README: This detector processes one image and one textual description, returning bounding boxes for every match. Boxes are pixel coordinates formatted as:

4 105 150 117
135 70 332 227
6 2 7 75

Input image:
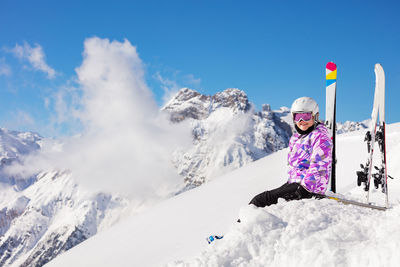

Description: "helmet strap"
314 113 319 124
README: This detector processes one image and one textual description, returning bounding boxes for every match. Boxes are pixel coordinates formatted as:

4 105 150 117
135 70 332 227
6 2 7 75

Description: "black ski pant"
249 182 316 208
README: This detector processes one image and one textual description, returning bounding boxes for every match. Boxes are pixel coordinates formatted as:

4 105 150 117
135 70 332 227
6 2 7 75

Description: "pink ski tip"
326 62 337 71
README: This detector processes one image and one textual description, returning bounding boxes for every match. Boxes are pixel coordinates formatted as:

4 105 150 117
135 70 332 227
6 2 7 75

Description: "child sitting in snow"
249 97 333 207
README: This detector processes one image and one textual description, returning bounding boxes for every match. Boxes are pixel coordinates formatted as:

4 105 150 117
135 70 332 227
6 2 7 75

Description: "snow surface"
47 123 400 267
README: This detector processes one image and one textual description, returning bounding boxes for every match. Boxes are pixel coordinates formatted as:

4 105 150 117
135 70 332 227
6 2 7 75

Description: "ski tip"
375 63 384 72
326 62 337 71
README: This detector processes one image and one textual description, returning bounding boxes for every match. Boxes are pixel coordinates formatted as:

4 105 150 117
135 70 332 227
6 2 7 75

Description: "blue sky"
0 0 399 136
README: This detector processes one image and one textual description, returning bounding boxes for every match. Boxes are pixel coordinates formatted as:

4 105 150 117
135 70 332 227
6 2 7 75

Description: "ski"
325 62 337 193
356 64 380 203
356 64 391 208
373 64 389 208
324 195 387 211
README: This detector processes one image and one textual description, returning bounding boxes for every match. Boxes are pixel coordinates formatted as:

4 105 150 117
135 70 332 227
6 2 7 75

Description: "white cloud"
6 37 191 205
17 111 35 126
155 72 182 105
3 110 35 130
0 58 11 76
11 42 56 79
182 73 201 87
155 71 202 106
50 84 81 127
44 97 50 108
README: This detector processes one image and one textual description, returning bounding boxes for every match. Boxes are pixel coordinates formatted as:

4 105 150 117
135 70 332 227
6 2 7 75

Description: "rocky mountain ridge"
336 120 369 134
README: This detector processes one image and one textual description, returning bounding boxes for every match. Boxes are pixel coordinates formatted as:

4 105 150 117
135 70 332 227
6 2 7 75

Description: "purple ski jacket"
287 123 333 194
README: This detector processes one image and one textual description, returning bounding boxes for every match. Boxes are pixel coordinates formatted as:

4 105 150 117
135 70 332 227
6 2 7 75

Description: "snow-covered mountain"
0 171 127 267
163 88 292 187
0 130 128 267
0 128 41 161
47 122 400 267
336 119 369 134
0 128 41 190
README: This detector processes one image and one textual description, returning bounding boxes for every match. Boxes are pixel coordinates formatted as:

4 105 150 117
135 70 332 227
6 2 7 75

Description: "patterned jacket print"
287 123 333 194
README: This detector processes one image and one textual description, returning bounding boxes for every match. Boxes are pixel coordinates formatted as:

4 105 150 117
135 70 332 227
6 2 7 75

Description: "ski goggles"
293 112 313 122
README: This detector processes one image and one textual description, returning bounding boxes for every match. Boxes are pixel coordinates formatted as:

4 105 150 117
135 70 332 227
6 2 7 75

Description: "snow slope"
47 123 400 267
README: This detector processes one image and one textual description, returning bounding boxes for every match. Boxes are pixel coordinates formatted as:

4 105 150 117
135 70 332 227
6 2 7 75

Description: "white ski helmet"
290 96 319 120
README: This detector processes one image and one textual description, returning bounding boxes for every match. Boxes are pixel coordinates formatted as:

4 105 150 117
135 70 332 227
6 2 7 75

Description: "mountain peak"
212 88 250 112
163 88 251 122
0 128 41 162
172 88 202 102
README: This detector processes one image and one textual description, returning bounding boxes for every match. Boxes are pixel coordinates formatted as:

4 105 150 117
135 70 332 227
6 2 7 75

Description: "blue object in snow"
206 235 223 244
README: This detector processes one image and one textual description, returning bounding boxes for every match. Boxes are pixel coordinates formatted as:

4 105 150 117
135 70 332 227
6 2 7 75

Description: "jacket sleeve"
300 131 333 194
